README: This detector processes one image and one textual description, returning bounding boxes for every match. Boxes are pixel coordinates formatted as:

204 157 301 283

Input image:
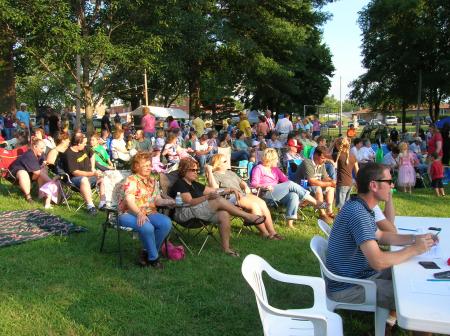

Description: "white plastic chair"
317 219 331 238
310 236 389 336
241 254 343 336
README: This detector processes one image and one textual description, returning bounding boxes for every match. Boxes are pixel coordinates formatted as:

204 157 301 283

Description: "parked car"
325 120 340 128
369 119 383 126
385 115 398 126
357 119 367 126
412 116 433 126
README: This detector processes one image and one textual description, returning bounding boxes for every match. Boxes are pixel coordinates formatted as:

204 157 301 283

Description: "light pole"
339 75 343 135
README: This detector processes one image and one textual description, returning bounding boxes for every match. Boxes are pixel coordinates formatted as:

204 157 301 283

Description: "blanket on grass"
0 210 87 248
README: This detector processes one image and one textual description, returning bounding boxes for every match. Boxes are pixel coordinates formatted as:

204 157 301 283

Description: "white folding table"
392 216 450 333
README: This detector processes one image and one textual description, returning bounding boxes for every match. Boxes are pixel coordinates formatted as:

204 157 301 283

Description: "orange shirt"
347 128 356 138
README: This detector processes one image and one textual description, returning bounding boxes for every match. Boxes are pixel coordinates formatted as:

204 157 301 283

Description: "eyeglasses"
374 179 394 185
187 168 199 173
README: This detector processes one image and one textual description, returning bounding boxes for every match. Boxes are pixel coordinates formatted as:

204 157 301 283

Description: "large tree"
350 0 450 125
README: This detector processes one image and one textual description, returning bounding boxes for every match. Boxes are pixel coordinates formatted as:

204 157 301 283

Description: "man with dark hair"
326 162 436 329
294 145 336 224
63 133 106 215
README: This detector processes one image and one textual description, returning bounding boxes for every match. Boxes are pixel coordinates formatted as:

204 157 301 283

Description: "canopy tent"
131 105 189 119
436 116 450 129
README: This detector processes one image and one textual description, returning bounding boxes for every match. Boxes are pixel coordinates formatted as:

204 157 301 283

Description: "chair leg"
100 221 108 252
374 306 389 336
198 234 210 256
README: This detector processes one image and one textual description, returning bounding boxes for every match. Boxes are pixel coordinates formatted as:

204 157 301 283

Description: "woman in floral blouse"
118 151 175 269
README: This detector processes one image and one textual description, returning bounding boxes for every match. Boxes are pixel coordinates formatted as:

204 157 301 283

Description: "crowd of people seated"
2 106 449 267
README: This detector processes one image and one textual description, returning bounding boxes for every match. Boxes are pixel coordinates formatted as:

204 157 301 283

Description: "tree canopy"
0 0 335 129
350 0 450 124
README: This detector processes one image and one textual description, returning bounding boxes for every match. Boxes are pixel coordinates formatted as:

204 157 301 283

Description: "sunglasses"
374 179 394 185
188 168 199 173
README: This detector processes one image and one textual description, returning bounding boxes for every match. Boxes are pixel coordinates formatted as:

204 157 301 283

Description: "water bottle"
175 192 183 206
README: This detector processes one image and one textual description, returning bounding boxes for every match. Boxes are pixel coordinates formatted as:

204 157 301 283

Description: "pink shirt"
141 114 155 133
169 120 180 129
250 164 288 188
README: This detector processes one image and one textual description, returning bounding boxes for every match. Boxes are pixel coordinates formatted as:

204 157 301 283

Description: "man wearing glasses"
326 163 436 321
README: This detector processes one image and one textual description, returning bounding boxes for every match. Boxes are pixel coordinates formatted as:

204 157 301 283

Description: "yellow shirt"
193 117 205 136
238 119 252 137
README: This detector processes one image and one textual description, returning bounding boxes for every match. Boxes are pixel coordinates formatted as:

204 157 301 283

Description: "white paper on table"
417 244 443 260
410 279 450 295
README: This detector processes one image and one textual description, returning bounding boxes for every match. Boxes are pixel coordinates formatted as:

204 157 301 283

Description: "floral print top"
118 174 160 215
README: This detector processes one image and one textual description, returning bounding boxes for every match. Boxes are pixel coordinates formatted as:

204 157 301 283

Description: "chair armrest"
320 265 377 306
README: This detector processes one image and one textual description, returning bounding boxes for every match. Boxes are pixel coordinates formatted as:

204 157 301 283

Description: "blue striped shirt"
326 196 377 292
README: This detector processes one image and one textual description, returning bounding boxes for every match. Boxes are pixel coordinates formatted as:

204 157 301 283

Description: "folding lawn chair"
159 171 219 256
99 170 137 267
0 145 28 195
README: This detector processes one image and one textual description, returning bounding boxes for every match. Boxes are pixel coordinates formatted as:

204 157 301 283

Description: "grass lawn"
0 183 449 335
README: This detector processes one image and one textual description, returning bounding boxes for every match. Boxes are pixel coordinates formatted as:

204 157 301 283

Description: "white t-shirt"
357 146 375 163
373 205 386 222
275 118 293 134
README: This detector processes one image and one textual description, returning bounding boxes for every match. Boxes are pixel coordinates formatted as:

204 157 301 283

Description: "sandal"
244 215 266 226
267 233 284 240
224 249 240 257
315 202 329 210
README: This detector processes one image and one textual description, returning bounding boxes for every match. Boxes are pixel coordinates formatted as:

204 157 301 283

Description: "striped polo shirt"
326 196 377 292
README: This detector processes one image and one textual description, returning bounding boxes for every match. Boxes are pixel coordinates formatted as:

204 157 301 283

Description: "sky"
322 0 370 100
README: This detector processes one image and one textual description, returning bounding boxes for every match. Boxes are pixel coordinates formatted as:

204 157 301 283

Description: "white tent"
131 105 189 119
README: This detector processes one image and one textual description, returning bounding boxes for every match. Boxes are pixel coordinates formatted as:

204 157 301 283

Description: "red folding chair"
0 145 28 195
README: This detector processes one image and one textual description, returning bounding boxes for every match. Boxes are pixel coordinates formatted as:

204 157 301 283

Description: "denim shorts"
71 176 97 189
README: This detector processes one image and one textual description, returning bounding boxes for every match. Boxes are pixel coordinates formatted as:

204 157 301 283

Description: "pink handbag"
161 241 185 260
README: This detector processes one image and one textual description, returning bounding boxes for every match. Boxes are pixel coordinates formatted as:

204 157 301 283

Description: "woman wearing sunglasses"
169 158 266 257
206 154 283 240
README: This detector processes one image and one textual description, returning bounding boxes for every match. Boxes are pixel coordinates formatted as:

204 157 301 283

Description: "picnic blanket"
0 210 87 248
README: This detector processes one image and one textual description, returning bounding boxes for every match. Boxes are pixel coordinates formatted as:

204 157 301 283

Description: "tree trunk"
434 100 440 122
401 102 407 133
188 77 201 118
84 87 94 137
0 28 16 114
130 96 140 110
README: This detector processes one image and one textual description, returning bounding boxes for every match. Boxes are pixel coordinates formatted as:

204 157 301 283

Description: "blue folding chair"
286 159 303 181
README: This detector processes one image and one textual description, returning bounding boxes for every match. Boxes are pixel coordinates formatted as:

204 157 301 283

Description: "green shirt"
93 145 110 166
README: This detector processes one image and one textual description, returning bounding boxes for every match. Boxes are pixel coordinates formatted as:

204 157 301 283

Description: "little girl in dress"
396 142 417 193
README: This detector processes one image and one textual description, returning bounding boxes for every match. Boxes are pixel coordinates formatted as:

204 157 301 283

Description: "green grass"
0 183 449 335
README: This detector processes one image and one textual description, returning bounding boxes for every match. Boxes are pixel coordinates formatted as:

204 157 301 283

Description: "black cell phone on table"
418 261 440 269
434 270 450 279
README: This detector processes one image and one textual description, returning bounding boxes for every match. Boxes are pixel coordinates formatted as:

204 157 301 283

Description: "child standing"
430 152 445 196
333 137 358 210
397 142 417 193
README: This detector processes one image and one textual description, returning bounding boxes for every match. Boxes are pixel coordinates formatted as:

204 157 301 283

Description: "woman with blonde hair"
251 148 327 228
206 154 283 240
333 137 358 209
111 129 131 161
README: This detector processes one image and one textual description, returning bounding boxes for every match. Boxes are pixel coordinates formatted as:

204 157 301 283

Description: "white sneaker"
44 204 53 209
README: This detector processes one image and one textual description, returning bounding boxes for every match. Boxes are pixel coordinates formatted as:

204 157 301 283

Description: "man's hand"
413 234 435 254
207 192 220 200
